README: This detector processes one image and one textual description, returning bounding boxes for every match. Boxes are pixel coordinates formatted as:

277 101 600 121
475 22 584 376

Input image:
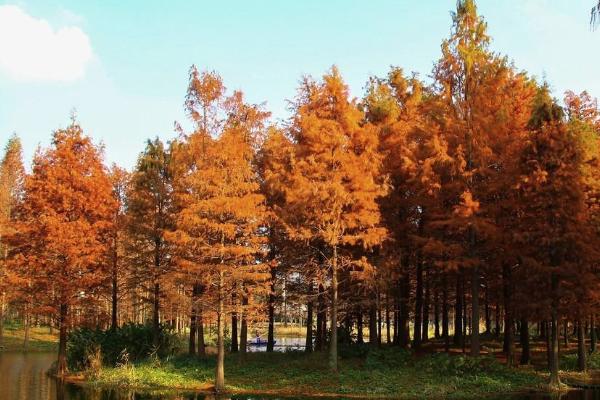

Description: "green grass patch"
90 347 545 399
1 324 58 352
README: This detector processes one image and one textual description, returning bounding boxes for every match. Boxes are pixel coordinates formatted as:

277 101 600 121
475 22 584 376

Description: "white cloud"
0 5 93 82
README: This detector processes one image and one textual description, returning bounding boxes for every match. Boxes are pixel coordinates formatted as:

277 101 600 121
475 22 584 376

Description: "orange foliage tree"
6 121 114 375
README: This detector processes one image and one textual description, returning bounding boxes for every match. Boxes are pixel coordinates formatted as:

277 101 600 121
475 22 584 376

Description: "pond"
1 351 600 400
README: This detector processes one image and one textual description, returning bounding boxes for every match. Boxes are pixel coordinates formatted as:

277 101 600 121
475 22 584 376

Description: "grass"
0 323 58 352
88 347 546 399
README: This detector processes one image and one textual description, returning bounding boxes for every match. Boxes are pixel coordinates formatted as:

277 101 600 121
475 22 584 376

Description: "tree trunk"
434 286 440 339
357 308 364 344
197 303 205 357
386 294 391 344
519 318 530 365
23 307 30 350
240 295 248 354
414 262 423 348
215 271 225 392
369 302 378 346
503 265 514 366
231 292 238 353
0 293 3 348
548 273 561 388
267 269 276 352
577 317 587 372
189 284 198 355
329 245 338 372
591 314 597 353
442 275 449 352
484 283 491 335
471 266 480 356
454 273 463 346
57 303 68 377
305 297 313 352
111 254 118 331
399 268 410 348
377 293 382 346
315 284 325 351
153 281 160 348
422 268 430 343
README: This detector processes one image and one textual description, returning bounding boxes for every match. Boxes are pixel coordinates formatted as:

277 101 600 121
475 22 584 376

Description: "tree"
107 165 129 330
515 90 589 386
170 65 225 357
126 138 174 348
6 121 114 376
172 75 270 390
268 67 388 371
0 134 25 346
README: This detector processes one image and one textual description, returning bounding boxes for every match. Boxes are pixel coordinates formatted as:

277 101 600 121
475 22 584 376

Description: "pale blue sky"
1 0 599 169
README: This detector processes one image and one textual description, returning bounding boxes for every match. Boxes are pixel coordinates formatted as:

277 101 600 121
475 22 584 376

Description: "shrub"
67 323 180 371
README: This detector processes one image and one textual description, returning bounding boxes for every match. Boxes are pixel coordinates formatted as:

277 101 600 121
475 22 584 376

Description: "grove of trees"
1 0 600 391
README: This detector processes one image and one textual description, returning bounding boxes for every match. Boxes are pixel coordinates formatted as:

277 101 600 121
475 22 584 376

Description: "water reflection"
2 352 600 400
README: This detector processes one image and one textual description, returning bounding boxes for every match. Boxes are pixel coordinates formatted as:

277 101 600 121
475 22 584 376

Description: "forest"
1 0 600 396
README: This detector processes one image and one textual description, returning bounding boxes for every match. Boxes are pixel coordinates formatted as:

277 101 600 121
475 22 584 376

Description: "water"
1 351 600 400
246 337 305 352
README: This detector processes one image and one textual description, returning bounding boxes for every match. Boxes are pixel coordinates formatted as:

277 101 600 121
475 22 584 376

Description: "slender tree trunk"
548 273 560 388
231 293 238 353
369 302 378 346
591 314 597 353
197 303 205 357
541 320 547 340
153 281 160 348
399 268 410 348
240 295 248 355
519 318 530 365
267 269 276 352
329 245 338 372
189 284 198 355
111 254 118 331
422 268 430 343
357 308 364 344
57 303 68 377
377 293 382 346
386 294 391 344
495 302 501 338
442 275 449 352
315 284 325 351
503 265 514 366
0 293 3 348
577 317 587 372
484 283 491 335
454 273 463 346
471 265 480 356
215 271 225 392
414 261 423 348
23 306 30 349
434 286 440 339
305 297 313 352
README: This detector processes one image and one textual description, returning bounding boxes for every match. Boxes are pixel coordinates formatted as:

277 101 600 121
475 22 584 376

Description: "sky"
1 0 599 169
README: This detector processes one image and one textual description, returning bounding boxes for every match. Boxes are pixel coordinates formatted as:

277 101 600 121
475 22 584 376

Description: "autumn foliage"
2 0 600 390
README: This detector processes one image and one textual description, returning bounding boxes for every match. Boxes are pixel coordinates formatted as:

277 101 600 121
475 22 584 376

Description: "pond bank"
83 350 550 399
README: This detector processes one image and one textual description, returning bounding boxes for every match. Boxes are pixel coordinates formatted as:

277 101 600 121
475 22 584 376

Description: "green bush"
67 323 180 371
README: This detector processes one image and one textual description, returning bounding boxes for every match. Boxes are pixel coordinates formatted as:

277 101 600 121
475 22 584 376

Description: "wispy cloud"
0 5 93 82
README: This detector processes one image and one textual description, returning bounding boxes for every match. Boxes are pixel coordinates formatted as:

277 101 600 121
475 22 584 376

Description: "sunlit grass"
1 323 58 352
